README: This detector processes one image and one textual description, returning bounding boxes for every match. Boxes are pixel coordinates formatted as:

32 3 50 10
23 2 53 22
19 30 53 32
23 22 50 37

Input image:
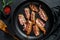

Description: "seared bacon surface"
31 11 35 24
36 18 45 27
39 7 48 21
36 18 46 34
33 25 40 36
24 8 30 20
23 21 32 35
29 4 38 12
18 14 26 25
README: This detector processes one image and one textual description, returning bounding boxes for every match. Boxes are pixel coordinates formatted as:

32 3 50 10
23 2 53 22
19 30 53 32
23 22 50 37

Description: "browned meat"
39 7 48 21
24 8 30 20
23 21 32 35
36 18 46 34
36 18 45 27
29 4 38 12
31 11 35 24
18 14 26 25
33 24 40 36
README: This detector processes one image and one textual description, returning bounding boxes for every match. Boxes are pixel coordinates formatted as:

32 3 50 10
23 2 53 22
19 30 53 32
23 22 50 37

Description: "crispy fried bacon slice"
36 18 46 34
29 4 38 12
24 8 30 20
18 14 26 25
33 24 40 36
39 7 48 21
31 11 35 24
23 21 32 35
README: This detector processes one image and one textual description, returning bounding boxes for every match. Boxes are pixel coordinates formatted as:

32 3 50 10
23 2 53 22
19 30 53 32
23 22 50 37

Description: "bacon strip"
33 25 40 36
18 14 26 25
23 21 32 35
39 7 48 21
29 4 38 12
24 8 30 20
31 11 35 24
36 18 46 34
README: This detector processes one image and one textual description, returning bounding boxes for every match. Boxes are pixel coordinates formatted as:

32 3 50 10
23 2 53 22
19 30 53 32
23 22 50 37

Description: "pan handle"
50 6 60 33
51 6 60 23
52 6 60 17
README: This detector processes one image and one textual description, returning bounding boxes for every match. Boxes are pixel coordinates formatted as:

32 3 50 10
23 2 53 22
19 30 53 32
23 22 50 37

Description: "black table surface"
0 0 60 40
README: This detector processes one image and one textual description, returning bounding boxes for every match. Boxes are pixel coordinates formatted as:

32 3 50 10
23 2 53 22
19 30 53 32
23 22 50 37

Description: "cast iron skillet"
11 0 54 40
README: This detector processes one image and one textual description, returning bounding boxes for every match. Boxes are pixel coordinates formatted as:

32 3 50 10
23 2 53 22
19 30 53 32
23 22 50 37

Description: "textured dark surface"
0 0 60 40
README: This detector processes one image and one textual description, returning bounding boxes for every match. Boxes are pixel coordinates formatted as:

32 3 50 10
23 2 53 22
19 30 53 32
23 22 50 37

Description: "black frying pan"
11 0 55 40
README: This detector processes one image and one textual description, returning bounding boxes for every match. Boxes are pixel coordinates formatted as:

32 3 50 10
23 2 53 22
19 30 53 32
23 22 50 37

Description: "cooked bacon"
24 8 30 20
36 18 45 27
18 14 26 25
33 25 40 36
39 7 48 21
23 21 32 35
31 11 35 24
36 18 46 34
29 4 38 12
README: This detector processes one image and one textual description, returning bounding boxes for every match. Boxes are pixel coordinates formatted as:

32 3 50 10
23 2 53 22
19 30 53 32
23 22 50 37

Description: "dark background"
0 0 60 40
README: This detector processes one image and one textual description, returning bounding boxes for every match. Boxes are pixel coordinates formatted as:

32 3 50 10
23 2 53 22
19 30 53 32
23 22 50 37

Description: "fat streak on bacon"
36 18 46 34
31 11 35 24
24 8 30 20
33 24 40 36
23 21 32 35
18 14 26 25
29 4 38 12
39 7 48 21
